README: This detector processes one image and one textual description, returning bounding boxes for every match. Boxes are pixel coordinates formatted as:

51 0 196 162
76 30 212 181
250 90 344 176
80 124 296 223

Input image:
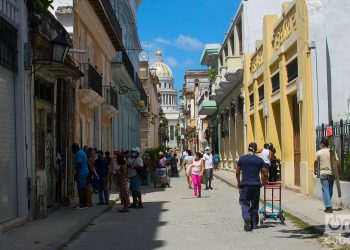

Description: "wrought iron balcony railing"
103 86 118 110
80 64 102 96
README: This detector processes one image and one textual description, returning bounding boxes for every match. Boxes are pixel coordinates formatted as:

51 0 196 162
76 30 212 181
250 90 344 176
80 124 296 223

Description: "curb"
57 197 120 250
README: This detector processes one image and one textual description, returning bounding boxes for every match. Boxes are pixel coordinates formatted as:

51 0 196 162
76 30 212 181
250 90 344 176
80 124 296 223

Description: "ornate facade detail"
250 47 264 74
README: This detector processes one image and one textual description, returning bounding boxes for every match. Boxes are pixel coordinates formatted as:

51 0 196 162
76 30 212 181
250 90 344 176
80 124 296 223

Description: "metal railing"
81 64 102 96
103 86 118 110
114 49 135 82
316 119 350 181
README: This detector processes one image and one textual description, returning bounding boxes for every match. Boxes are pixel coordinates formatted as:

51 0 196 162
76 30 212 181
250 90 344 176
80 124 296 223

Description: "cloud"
165 56 178 67
175 34 204 51
184 59 194 67
154 37 172 45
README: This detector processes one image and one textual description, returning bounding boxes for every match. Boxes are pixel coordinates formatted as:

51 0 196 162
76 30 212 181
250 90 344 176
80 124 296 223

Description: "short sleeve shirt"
316 148 339 175
237 154 265 186
128 157 144 176
202 153 213 169
75 149 89 175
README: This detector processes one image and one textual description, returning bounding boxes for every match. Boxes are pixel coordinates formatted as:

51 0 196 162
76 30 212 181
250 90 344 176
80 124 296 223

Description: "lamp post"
51 31 71 63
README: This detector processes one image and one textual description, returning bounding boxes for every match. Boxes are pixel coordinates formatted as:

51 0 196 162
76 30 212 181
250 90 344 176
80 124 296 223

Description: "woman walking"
189 152 204 198
116 152 129 212
179 150 194 189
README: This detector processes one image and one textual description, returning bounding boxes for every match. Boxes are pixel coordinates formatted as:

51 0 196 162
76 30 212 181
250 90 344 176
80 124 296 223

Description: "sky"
137 0 241 92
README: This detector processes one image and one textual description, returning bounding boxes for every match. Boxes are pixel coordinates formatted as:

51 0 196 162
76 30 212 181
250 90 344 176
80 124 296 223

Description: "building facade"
139 53 160 150
182 70 210 153
150 51 179 149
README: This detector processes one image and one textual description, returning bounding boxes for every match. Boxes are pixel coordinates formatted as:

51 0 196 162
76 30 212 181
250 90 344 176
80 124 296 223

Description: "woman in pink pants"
189 152 204 198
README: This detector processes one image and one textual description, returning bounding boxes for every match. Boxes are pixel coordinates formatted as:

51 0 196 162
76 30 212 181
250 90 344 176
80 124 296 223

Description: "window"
159 83 161 88
249 93 254 108
258 85 264 102
230 36 235 55
170 125 175 140
224 45 229 57
0 16 17 72
271 73 280 93
287 58 298 82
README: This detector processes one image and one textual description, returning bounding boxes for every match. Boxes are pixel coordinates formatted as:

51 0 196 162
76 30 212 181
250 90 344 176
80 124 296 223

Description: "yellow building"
244 0 314 194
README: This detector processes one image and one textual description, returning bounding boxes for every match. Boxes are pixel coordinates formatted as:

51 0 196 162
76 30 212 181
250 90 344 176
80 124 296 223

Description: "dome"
150 50 173 79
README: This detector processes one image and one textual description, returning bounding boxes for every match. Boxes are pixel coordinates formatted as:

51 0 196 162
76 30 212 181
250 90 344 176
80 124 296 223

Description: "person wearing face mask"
128 147 144 208
95 150 110 205
188 152 205 198
236 142 269 231
203 147 214 190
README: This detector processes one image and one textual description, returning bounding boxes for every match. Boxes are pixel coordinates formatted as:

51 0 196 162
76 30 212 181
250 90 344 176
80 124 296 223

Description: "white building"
150 51 179 148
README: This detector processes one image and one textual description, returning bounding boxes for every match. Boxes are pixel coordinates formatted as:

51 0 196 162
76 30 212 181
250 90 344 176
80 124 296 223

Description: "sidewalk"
214 169 350 233
0 192 119 250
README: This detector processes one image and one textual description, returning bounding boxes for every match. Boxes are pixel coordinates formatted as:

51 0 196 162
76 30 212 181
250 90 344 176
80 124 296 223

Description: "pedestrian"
71 143 89 209
95 150 110 205
116 152 129 212
170 153 178 177
188 152 204 198
269 148 280 182
258 143 273 169
203 147 214 190
213 151 220 171
236 142 268 231
105 151 114 191
179 150 193 189
181 149 188 166
314 138 340 213
128 147 144 208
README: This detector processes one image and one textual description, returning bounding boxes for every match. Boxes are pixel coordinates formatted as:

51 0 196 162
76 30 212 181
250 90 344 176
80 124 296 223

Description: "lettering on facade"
272 6 297 52
250 47 263 74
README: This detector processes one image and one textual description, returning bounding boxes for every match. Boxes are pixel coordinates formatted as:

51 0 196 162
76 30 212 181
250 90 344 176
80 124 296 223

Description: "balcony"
112 49 135 86
88 0 123 50
198 96 217 116
102 86 118 117
225 56 243 89
79 64 105 107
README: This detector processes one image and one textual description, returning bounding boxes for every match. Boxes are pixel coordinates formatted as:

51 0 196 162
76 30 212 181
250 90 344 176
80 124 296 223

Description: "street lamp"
51 31 71 63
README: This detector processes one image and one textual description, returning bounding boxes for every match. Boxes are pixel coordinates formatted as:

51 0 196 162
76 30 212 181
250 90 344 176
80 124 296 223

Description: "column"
233 25 240 56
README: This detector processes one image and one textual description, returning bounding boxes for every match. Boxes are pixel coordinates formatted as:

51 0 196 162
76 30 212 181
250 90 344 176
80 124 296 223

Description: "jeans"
191 174 202 197
320 174 335 208
98 179 109 204
239 185 260 226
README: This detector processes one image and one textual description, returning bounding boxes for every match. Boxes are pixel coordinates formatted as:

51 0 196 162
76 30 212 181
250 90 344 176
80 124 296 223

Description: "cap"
205 146 210 150
131 147 140 154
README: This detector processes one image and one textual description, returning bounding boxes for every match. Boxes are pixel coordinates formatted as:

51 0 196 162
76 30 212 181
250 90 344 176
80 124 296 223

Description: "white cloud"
175 34 204 51
184 59 194 67
154 37 172 45
165 56 178 67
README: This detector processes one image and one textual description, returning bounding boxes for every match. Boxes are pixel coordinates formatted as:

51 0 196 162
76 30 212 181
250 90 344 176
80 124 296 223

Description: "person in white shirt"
202 146 214 190
179 150 194 189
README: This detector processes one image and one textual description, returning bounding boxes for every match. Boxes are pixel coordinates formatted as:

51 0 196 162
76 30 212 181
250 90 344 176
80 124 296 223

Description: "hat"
205 146 210 150
131 147 140 154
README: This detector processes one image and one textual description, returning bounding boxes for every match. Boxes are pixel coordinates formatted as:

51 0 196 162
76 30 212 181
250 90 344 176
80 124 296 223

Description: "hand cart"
259 181 285 225
153 167 171 188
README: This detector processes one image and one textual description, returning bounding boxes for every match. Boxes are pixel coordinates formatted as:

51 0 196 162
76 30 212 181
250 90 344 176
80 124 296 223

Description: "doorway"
292 95 301 186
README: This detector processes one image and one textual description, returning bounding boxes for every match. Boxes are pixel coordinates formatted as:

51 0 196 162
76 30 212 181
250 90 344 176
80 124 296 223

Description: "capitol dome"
150 50 173 79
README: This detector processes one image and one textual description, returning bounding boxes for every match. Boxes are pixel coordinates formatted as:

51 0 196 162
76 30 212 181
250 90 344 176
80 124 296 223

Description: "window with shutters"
271 73 280 93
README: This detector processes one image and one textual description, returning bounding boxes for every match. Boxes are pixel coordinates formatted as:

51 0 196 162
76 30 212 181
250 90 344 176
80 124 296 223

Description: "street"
64 173 328 250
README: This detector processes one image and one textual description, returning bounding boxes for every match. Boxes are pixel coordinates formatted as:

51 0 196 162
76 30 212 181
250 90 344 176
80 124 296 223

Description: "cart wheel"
260 217 264 225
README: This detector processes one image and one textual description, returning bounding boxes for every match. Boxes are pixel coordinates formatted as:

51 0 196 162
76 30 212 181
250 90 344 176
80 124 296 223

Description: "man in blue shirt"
71 143 89 209
236 142 268 231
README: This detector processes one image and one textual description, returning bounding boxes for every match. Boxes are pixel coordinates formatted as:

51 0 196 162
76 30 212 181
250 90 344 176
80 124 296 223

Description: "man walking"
314 138 340 213
71 143 89 209
95 151 110 205
236 142 268 231
202 146 214 190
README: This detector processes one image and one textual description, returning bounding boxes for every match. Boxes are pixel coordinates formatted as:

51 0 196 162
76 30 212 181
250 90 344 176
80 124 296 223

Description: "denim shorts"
77 174 88 188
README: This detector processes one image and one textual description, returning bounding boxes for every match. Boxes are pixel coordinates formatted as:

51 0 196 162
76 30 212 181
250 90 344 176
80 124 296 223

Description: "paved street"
64 173 328 250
